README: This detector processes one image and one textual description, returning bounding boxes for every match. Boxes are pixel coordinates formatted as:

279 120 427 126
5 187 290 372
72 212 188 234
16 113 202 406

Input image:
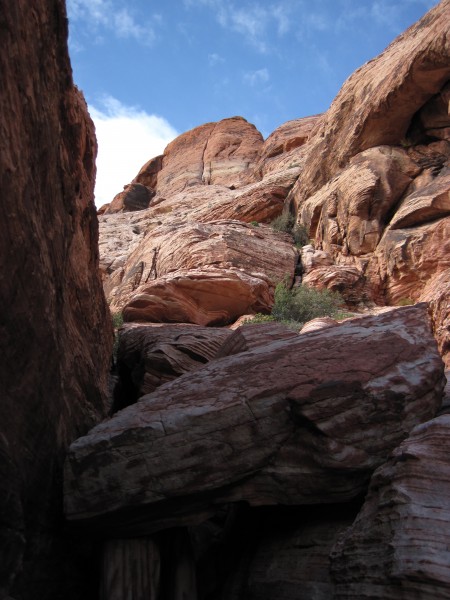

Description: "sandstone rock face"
290 1 450 205
0 0 112 596
286 2 450 358
156 117 263 197
106 182 155 214
254 115 322 178
114 324 232 408
108 220 297 325
65 306 444 535
331 414 450 599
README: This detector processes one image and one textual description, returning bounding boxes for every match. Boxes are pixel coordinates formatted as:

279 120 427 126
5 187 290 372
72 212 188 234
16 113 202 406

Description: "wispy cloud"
208 53 225 66
243 68 270 86
89 96 178 206
184 1 294 53
336 0 437 33
67 0 159 45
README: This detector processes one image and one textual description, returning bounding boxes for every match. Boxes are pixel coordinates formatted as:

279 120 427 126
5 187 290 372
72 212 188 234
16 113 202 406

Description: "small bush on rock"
271 281 343 325
270 213 309 247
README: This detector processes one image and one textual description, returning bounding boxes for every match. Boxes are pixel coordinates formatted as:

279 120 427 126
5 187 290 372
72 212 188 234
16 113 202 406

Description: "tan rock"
0 0 112 594
299 317 339 334
254 115 322 178
64 305 445 534
289 1 450 206
156 117 263 197
302 265 368 306
332 414 450 598
109 220 297 324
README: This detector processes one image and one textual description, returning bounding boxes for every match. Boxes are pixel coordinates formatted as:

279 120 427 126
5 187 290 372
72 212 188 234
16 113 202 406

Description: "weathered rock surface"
108 220 297 324
289 1 450 205
64 306 444 535
107 182 155 214
156 117 263 197
331 414 450 599
253 115 322 178
237 508 356 600
114 324 232 407
0 0 112 596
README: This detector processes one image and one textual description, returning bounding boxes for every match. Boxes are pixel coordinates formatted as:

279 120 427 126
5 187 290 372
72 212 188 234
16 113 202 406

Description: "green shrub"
250 220 259 227
112 312 124 328
270 213 309 247
397 297 414 306
271 281 343 325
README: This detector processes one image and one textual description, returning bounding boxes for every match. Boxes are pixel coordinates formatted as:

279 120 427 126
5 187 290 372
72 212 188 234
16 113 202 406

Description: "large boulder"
0 0 112 596
331 414 450 599
154 117 263 197
108 220 297 324
64 305 445 535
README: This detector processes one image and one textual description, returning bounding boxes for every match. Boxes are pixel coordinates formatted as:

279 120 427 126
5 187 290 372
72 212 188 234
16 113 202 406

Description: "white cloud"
67 0 158 45
184 1 293 52
89 96 178 206
243 68 270 86
208 53 225 66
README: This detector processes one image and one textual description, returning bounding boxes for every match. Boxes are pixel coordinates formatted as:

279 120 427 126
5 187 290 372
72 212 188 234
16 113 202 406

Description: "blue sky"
67 0 438 205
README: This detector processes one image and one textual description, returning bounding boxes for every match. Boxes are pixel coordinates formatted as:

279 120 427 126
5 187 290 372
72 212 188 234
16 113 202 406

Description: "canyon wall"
0 1 112 597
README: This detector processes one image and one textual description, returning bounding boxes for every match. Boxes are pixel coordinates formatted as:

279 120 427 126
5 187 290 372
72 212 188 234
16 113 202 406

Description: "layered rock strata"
65 306 444 535
0 0 112 596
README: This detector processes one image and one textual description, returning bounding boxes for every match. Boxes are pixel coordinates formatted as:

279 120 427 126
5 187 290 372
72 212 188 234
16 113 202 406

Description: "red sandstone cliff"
0 1 112 597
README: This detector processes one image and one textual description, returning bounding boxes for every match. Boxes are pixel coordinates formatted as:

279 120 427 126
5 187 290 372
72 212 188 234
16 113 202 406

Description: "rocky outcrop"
289 1 450 205
287 2 450 364
113 323 232 408
253 115 322 177
65 305 444 535
0 0 112 597
151 116 263 198
331 414 450 599
108 220 297 324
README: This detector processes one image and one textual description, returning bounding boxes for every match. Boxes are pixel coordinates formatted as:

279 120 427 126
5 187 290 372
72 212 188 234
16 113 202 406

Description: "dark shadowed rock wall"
0 1 112 597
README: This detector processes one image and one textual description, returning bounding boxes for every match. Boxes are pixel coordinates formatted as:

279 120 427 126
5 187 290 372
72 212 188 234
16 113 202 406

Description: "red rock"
0 0 112 595
299 317 339 334
419 268 450 367
289 2 450 206
105 182 155 214
254 115 322 178
302 265 369 306
156 117 263 197
64 305 444 534
114 324 232 406
331 414 450 599
109 220 297 324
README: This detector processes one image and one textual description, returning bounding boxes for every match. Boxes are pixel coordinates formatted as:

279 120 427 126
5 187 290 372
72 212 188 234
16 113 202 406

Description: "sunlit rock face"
0 0 112 597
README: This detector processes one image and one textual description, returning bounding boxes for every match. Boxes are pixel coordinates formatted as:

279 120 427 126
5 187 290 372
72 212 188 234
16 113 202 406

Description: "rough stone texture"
289 1 450 206
302 265 369 306
419 268 450 367
108 220 297 324
156 117 263 197
241 509 356 600
253 115 322 178
331 414 450 599
106 182 155 214
367 216 450 305
99 167 299 309
0 0 112 597
64 306 445 535
114 324 232 407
